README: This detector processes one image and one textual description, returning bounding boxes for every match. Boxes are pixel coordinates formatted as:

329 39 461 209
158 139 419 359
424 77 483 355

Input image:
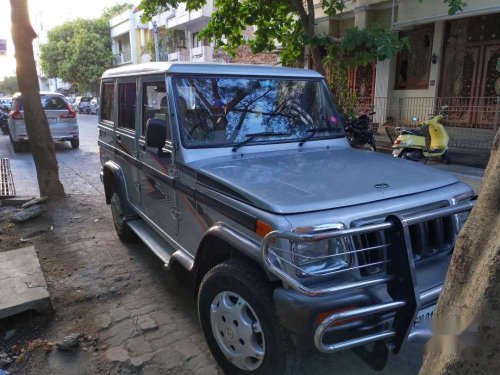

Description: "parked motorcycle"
344 112 377 151
0 105 10 135
392 106 450 164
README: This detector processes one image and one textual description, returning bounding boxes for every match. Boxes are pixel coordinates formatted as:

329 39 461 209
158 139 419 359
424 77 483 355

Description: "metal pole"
153 21 160 62
391 0 396 30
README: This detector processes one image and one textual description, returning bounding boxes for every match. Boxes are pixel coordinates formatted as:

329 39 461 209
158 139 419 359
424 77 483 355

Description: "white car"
9 92 79 153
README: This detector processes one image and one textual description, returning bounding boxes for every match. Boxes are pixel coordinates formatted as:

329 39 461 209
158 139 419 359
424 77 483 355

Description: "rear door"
115 79 141 205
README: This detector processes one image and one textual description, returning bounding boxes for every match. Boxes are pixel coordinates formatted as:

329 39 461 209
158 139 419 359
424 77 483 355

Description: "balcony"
162 1 214 30
165 46 215 62
190 46 214 62
114 50 132 65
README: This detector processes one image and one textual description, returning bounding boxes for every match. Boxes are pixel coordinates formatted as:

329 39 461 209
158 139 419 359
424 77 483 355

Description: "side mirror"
145 118 170 157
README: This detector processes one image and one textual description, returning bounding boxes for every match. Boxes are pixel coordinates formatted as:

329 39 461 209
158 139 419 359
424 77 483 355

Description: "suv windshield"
173 76 344 148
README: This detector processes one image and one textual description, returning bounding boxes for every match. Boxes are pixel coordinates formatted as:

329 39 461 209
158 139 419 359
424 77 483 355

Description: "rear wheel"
399 149 422 161
10 135 23 153
110 192 137 242
198 260 302 374
70 138 80 149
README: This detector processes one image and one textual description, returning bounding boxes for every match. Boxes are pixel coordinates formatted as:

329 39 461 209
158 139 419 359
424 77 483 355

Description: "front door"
137 76 179 238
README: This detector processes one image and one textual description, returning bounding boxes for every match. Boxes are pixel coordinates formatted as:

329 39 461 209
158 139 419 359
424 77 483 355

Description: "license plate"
414 304 436 326
48 117 58 123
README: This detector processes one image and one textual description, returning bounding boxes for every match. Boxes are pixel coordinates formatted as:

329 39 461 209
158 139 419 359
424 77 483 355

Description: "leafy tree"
40 17 114 93
0 76 19 94
10 0 65 198
139 0 467 74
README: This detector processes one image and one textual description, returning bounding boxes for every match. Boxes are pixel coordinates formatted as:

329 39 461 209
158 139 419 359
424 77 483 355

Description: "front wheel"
198 260 302 374
70 138 80 149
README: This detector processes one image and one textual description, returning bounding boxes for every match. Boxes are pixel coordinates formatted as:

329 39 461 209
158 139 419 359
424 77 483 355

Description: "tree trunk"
419 130 500 374
10 0 65 198
309 45 326 75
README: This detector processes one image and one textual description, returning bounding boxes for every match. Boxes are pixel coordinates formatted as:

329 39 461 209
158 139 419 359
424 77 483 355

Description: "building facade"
319 0 500 150
109 2 279 67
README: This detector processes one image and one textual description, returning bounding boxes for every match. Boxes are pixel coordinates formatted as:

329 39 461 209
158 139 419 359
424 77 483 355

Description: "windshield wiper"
232 132 292 152
299 127 335 146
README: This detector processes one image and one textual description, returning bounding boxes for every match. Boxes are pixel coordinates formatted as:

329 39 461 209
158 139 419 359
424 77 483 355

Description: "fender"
192 222 278 284
102 161 132 213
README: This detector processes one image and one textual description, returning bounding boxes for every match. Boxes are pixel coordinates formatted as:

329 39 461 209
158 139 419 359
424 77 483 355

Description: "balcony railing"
354 96 499 150
114 50 132 65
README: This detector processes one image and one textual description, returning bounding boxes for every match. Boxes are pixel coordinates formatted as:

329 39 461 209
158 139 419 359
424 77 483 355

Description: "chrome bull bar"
261 201 475 354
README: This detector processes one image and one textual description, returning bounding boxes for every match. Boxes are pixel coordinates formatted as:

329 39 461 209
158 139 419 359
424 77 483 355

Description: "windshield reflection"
174 77 344 148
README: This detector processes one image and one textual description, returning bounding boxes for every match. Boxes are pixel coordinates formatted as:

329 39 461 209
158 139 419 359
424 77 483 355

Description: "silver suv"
9 92 79 152
99 63 475 373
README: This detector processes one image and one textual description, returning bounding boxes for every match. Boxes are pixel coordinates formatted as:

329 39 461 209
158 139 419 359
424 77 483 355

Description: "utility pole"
153 21 160 62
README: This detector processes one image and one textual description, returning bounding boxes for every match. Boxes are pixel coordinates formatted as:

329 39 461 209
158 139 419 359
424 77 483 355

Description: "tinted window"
142 81 168 137
80 97 92 102
118 82 136 130
101 82 114 122
18 95 67 110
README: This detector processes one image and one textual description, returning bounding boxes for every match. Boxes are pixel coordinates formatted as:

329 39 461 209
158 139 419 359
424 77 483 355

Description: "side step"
127 220 175 266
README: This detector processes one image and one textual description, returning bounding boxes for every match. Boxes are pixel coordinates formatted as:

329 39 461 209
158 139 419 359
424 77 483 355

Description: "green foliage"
102 3 134 19
324 25 408 116
0 76 19 94
419 0 466 15
40 17 114 93
139 0 465 68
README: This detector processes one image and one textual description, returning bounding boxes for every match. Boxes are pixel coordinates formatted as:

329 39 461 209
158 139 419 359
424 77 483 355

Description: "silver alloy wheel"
210 291 265 371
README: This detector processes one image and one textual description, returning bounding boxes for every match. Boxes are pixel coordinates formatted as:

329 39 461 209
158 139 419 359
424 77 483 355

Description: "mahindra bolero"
98 62 475 374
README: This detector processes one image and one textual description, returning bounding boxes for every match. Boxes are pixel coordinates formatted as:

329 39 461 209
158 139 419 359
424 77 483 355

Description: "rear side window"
142 81 168 137
101 82 115 122
118 82 136 131
18 95 67 110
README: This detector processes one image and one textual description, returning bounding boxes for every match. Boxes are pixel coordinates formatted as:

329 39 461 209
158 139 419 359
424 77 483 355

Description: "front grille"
353 206 456 275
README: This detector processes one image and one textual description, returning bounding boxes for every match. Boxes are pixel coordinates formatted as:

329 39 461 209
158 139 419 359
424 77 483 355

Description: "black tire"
399 149 422 161
70 138 80 149
198 260 302 375
11 136 23 153
440 152 450 165
110 192 138 242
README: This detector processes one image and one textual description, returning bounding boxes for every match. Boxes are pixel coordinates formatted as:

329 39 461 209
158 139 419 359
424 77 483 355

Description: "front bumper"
262 202 475 355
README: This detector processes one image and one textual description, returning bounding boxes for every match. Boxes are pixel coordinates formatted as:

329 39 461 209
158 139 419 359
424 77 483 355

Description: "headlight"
453 192 474 233
292 237 352 277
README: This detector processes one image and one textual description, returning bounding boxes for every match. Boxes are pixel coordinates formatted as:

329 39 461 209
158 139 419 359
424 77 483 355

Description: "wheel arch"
192 223 277 298
102 161 128 205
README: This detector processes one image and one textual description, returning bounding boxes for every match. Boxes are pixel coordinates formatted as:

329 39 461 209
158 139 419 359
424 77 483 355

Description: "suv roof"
12 91 64 99
102 62 323 79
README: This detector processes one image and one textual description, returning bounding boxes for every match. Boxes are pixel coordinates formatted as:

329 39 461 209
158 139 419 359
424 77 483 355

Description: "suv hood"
195 148 458 214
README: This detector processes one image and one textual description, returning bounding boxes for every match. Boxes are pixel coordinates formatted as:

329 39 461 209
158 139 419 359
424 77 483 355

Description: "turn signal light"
394 139 401 145
61 104 76 119
316 305 359 327
255 220 272 238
